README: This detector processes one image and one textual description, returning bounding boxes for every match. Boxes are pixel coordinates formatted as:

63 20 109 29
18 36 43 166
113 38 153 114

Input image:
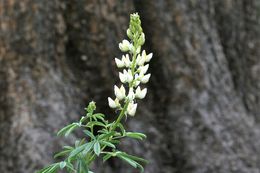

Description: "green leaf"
86 121 106 128
117 123 126 135
117 154 145 172
120 152 148 164
65 162 75 172
93 113 105 122
57 123 79 137
57 124 74 136
83 130 96 139
125 132 146 140
100 141 116 149
54 149 71 158
109 139 120 145
69 143 89 158
94 141 101 156
82 141 94 155
37 163 59 173
103 153 113 162
98 131 115 140
118 155 137 168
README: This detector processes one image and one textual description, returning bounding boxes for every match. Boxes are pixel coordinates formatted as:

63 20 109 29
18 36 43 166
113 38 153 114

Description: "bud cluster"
108 13 153 116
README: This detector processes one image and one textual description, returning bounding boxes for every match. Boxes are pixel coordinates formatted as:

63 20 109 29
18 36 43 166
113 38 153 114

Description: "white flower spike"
109 13 153 118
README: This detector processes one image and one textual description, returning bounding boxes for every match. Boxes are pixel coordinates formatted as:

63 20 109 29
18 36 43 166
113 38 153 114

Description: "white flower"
136 54 145 66
122 54 131 67
145 53 153 62
125 69 133 83
127 101 137 116
127 88 135 100
115 58 124 68
139 64 149 75
108 97 117 108
135 87 147 99
119 70 133 83
114 85 126 100
140 73 151 83
119 71 127 83
119 40 131 52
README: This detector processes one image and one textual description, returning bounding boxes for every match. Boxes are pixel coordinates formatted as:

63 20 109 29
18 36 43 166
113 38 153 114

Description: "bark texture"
0 0 260 173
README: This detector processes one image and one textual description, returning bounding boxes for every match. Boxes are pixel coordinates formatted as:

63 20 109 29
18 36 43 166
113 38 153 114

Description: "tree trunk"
0 0 260 173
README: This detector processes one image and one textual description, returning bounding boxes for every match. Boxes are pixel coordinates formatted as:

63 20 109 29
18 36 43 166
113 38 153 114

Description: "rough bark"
0 0 260 173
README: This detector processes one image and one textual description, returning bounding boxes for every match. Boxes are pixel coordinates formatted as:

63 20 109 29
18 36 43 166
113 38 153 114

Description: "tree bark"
0 0 260 173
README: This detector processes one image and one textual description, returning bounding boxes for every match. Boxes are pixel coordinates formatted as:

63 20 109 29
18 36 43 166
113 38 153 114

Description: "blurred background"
0 0 260 173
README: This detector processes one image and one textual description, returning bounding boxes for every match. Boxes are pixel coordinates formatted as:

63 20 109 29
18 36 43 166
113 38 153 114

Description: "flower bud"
139 33 145 45
127 28 132 39
127 101 137 116
135 87 147 99
140 73 151 83
119 40 131 52
114 85 126 100
115 58 124 68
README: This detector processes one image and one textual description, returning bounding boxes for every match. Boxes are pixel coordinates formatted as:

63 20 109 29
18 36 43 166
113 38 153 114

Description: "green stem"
110 100 130 132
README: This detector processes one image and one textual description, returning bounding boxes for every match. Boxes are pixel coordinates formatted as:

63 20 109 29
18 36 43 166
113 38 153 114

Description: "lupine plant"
37 13 152 173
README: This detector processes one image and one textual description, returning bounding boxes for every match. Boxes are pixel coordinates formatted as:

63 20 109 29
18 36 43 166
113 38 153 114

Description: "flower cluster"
108 13 153 116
